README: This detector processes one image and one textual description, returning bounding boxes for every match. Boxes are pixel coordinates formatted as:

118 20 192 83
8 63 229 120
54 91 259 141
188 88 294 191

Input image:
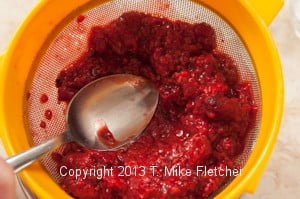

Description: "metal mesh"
27 0 261 196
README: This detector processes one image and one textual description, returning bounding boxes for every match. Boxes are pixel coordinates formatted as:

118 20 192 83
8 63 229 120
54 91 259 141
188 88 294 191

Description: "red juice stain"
161 3 170 10
158 0 170 11
77 15 86 23
40 121 46 129
26 92 31 100
40 94 48 104
44 109 53 120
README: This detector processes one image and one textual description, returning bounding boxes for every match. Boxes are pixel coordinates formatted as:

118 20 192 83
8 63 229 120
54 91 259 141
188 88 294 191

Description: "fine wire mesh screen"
27 0 261 195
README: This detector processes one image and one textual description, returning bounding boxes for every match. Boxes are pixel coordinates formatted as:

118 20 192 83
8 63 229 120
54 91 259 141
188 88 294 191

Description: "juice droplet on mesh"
44 109 53 120
77 15 86 23
40 94 48 103
40 121 46 129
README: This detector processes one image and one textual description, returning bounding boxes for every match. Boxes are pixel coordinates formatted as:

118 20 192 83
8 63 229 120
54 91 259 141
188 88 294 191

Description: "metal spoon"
6 74 159 173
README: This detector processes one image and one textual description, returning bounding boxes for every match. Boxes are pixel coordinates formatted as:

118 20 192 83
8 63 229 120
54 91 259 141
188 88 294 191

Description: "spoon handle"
6 132 69 173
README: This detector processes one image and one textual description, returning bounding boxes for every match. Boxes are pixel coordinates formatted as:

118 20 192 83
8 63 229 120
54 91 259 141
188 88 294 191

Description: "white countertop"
0 0 299 198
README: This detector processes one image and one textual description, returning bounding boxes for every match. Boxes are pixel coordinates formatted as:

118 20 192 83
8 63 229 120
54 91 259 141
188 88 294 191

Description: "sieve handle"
6 132 69 173
247 0 284 25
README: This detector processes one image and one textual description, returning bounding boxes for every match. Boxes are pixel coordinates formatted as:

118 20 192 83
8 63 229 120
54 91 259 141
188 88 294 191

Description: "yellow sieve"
0 0 284 198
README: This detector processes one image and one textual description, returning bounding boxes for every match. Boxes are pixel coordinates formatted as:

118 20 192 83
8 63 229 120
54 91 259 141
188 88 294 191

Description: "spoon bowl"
6 74 159 172
68 74 159 150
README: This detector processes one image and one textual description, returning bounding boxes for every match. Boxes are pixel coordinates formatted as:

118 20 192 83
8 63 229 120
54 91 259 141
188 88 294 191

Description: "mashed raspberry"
54 12 256 198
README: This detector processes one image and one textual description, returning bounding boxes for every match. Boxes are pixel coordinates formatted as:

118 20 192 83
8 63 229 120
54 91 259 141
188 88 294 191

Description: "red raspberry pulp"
54 12 256 198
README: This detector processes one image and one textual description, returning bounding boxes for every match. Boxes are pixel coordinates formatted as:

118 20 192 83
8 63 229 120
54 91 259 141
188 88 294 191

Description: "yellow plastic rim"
0 0 284 198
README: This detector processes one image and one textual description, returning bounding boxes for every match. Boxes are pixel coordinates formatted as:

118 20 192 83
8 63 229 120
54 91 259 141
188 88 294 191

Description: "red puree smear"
97 123 118 147
54 12 256 198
